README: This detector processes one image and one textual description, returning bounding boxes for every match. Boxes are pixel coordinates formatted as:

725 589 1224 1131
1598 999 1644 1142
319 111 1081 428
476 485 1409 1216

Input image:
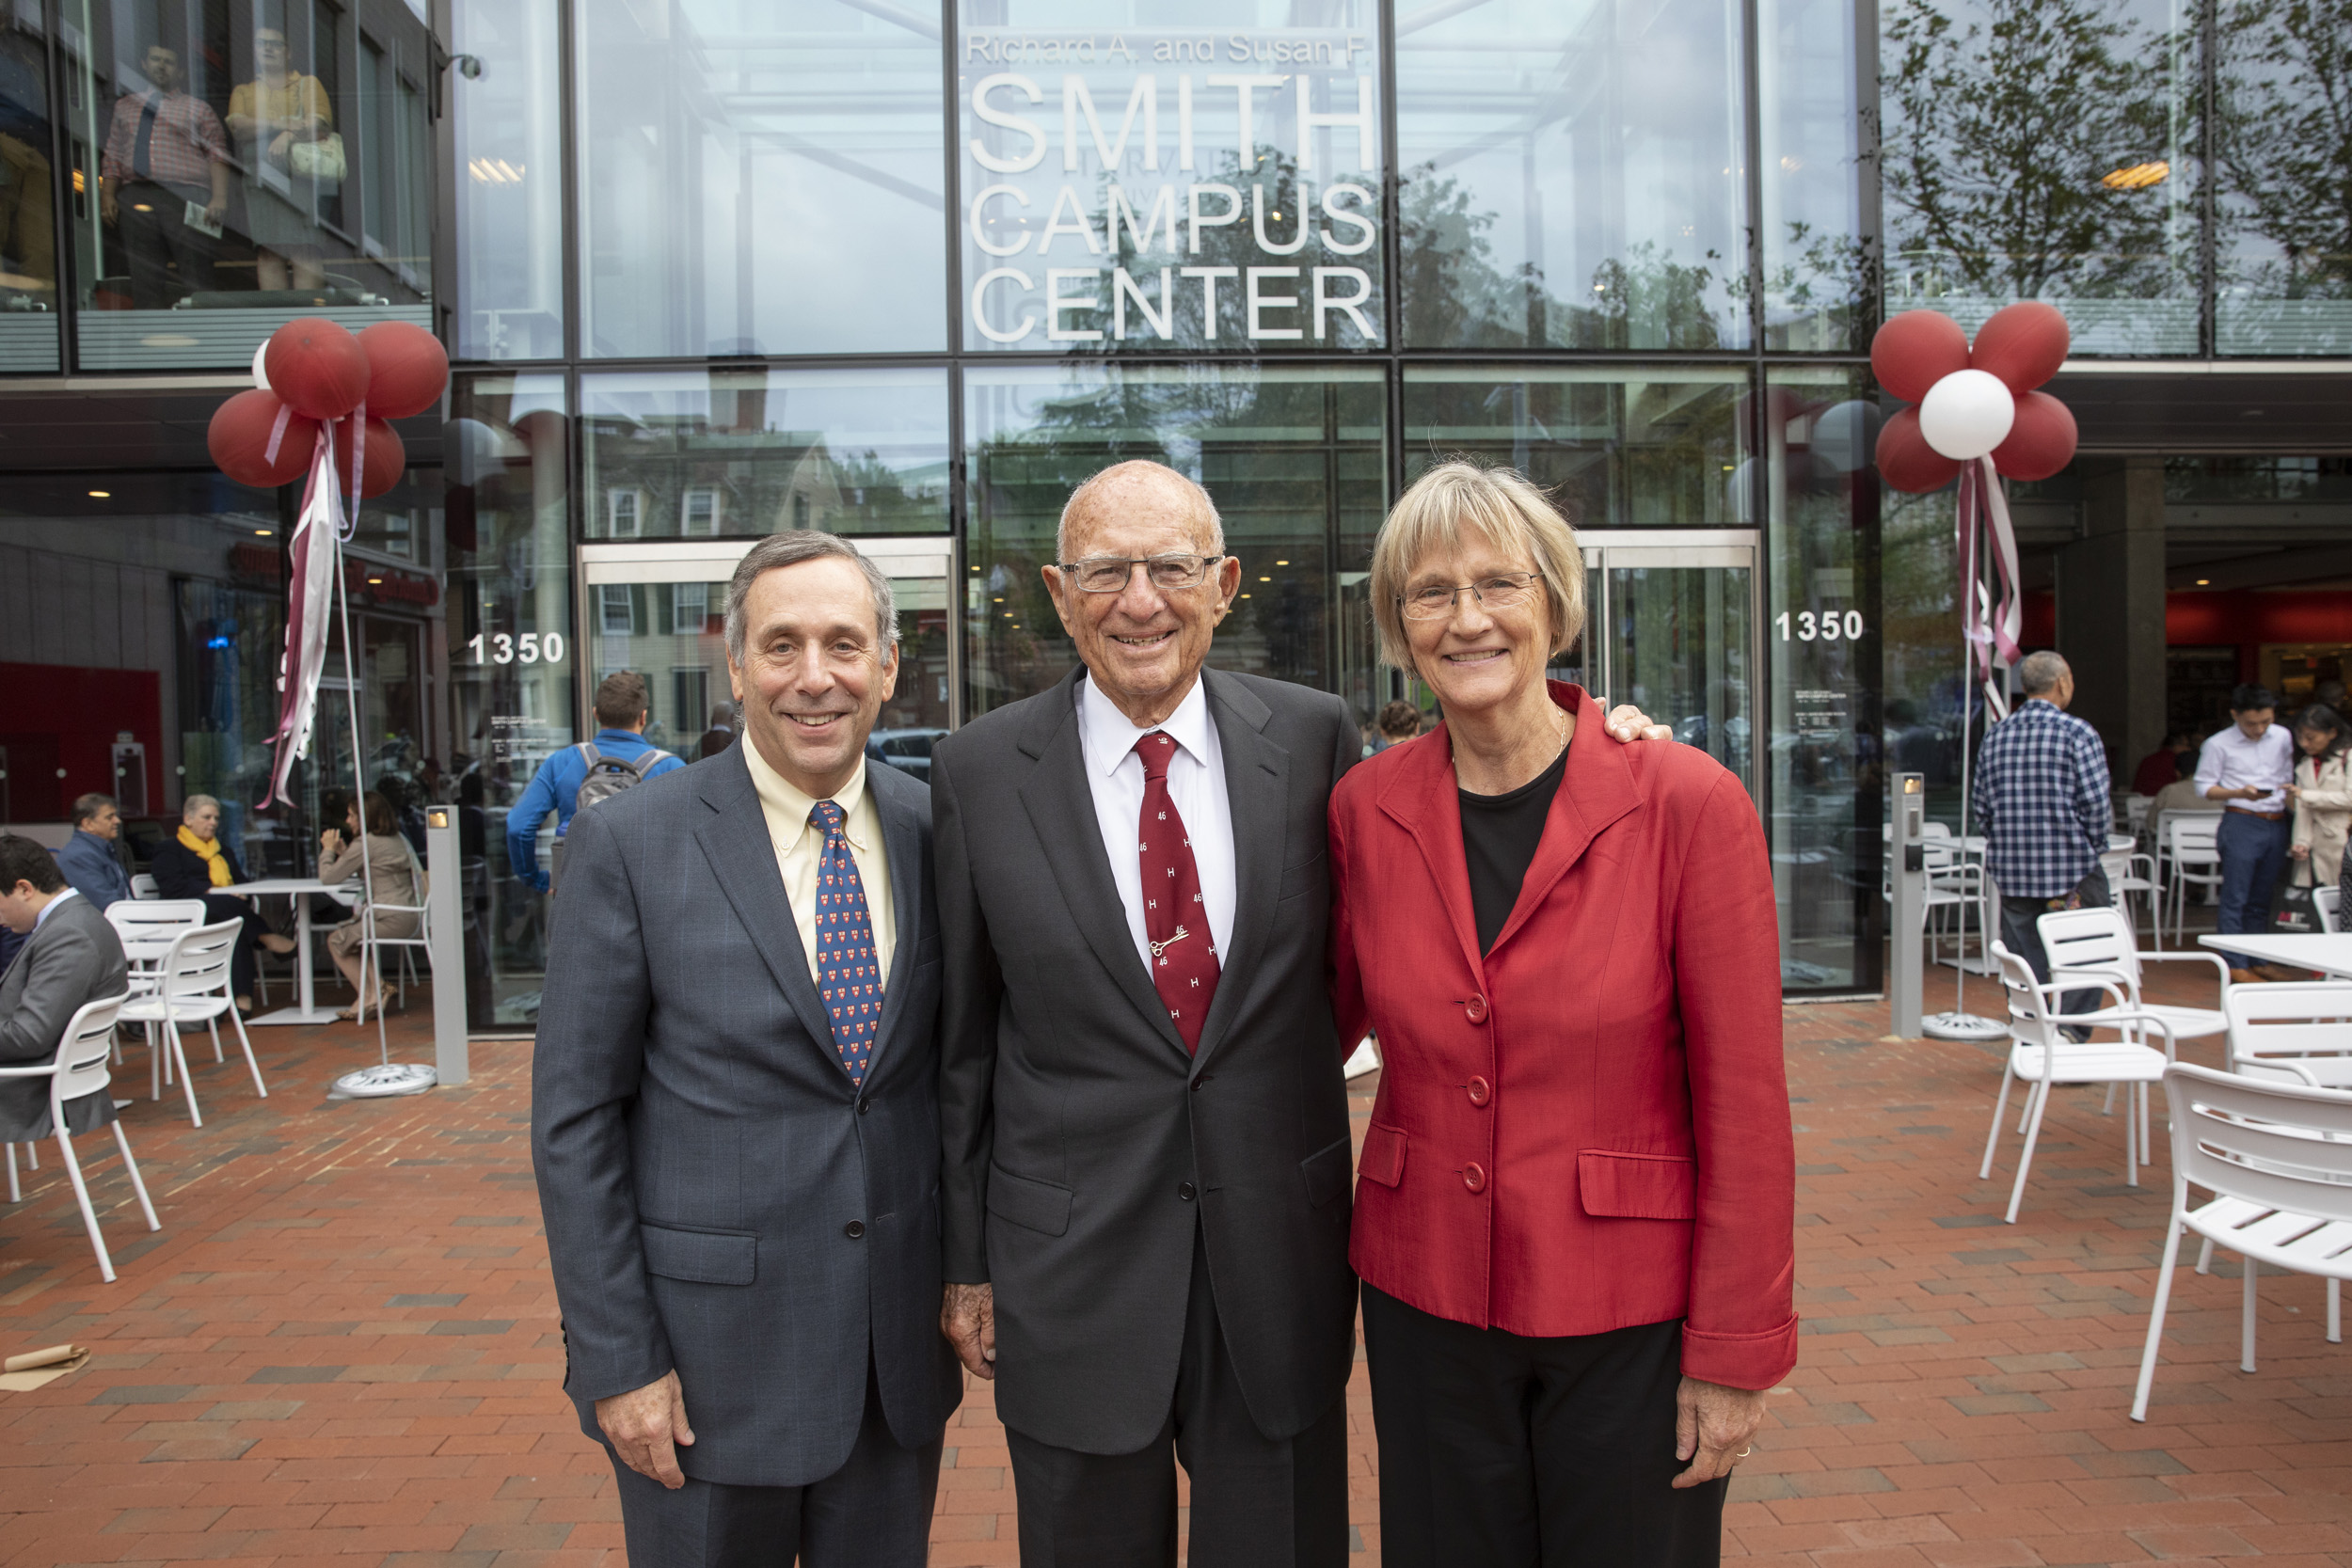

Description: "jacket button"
1465 994 1488 1023
856 1097 870 1115
1178 1181 1197 1201
843 1220 866 1239
1191 1075 1213 1092
1467 1076 1491 1106
1461 1163 1486 1194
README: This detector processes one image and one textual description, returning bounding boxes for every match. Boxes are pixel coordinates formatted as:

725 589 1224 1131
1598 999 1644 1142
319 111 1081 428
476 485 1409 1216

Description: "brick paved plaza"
2 962 2348 1567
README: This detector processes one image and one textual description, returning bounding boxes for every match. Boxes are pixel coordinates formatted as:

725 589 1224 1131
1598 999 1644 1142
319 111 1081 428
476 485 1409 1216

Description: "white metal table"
228 879 360 1024
2198 933 2352 980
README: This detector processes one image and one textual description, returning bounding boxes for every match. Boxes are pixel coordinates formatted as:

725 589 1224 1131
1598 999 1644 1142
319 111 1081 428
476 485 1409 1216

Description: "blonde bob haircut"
1368 460 1585 670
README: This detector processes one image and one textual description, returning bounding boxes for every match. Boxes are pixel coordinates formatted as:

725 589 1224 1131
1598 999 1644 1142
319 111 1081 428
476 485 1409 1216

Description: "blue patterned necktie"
808 800 882 1085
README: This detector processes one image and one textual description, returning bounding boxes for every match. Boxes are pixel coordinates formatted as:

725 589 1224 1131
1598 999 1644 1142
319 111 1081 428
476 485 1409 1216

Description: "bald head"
1057 460 1224 562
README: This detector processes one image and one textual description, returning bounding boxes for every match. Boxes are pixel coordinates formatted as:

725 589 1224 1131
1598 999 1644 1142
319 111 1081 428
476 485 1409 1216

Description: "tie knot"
809 800 846 837
1134 732 1177 782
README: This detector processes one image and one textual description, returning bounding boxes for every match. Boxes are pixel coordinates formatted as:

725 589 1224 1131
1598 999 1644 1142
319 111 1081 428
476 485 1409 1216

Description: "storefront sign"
353 563 441 609
960 21 1384 352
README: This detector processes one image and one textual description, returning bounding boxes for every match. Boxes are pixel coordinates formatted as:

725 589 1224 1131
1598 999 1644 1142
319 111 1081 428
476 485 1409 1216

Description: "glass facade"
4 0 2342 1010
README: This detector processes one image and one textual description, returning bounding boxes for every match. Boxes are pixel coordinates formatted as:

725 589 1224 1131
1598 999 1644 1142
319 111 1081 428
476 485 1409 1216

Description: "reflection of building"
1 0 2344 1006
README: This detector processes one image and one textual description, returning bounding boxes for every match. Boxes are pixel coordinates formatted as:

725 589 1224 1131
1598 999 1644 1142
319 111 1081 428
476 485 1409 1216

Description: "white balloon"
1917 369 2015 461
251 340 271 390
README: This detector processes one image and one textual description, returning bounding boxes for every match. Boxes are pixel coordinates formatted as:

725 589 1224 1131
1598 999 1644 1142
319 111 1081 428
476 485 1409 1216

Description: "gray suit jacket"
0 894 130 1141
935 667 1360 1454
532 745 961 1488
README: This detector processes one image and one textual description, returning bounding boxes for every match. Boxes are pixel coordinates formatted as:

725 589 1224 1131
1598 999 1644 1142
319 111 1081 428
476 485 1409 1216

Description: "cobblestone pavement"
1 960 2347 1567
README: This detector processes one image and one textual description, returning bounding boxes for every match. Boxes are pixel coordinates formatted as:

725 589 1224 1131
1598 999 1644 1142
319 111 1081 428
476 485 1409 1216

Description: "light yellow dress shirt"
739 736 895 989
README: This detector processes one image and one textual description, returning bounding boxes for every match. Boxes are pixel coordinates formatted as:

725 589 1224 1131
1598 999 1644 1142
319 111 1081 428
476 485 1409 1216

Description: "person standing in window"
0 26 56 302
99 43 229 308
226 26 331 291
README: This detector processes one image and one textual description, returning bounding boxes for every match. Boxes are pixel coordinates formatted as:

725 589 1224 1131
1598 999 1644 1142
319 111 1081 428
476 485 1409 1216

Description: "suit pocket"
640 1222 757 1285
1358 1122 1406 1189
986 1163 1073 1237
1300 1134 1352 1209
1577 1150 1697 1220
1278 850 1328 903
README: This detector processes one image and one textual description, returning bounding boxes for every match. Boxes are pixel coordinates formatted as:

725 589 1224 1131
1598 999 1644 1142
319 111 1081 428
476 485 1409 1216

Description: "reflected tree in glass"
2214 0 2352 353
1880 0 2199 352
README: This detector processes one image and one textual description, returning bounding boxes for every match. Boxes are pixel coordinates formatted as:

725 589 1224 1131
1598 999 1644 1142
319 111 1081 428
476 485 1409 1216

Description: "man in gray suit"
0 834 131 1143
533 531 961 1568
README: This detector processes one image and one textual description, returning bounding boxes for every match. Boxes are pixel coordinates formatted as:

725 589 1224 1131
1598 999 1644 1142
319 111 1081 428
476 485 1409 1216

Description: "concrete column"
2058 456 2168 777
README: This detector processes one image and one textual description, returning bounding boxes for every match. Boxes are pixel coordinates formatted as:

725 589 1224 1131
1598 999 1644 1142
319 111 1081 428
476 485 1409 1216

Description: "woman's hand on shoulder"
1605 704 1673 743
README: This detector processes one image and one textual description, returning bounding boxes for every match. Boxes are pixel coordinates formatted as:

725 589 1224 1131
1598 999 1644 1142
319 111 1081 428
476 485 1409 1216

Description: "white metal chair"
0 992 160 1283
2131 1063 2352 1421
117 921 269 1128
2125 796 2152 838
354 855 433 1037
130 873 159 899
2100 845 2163 936
2318 885 2342 935
1982 942 2176 1223
104 898 207 993
2041 904 2231 1053
2224 982 2352 1089
2161 816 2224 945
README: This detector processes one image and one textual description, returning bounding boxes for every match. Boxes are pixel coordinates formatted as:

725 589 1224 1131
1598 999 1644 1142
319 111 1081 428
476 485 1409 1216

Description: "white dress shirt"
2194 722 2295 814
739 738 896 989
32 886 80 930
1076 673 1237 976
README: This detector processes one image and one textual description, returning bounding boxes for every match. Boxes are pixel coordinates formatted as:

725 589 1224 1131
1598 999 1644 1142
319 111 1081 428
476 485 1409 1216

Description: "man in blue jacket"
505 672 686 892
55 793 132 909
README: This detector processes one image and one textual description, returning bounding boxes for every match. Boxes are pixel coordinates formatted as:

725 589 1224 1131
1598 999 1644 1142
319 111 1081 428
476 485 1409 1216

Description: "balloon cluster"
205 318 449 496
1870 303 2077 493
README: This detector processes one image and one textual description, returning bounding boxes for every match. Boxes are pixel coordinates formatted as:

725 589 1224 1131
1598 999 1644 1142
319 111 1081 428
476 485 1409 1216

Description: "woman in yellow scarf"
150 795 295 1011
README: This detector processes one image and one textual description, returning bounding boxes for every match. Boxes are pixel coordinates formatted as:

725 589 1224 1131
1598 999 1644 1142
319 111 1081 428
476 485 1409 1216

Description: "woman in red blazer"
1329 462 1796 1567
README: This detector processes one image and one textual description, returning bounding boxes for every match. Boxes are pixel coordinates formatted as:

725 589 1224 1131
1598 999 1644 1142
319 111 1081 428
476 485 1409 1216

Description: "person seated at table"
55 792 132 909
148 794 294 1014
0 834 130 1148
317 790 419 1022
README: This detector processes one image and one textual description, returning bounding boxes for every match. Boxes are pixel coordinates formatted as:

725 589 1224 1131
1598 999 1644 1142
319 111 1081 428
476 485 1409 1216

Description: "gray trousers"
609 1359 941 1568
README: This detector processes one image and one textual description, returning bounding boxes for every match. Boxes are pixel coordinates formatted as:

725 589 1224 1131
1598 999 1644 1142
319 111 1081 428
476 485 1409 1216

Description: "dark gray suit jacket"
0 893 130 1141
935 667 1359 1454
532 745 962 1488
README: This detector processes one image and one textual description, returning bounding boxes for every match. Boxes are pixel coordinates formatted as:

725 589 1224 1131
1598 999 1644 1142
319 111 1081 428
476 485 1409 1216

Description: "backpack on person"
549 741 673 891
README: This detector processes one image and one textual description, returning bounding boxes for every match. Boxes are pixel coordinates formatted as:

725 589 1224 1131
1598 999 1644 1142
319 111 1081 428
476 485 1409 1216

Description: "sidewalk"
0 964 2346 1567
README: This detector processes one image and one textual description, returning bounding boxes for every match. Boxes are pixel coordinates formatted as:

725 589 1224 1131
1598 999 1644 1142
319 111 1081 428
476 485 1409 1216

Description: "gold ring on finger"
1735 1447 1753 1459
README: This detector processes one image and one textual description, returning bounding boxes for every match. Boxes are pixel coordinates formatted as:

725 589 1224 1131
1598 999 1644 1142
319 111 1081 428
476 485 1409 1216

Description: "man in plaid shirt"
1972 651 2113 1022
99 43 229 308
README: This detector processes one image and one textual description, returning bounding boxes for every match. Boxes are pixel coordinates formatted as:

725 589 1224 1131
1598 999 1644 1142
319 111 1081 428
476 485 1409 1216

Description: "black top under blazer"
934 666 1360 1454
532 744 962 1488
149 836 247 902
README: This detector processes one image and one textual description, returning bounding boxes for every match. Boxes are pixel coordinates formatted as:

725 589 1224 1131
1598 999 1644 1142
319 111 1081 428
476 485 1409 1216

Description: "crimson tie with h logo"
808 800 882 1085
1134 732 1220 1053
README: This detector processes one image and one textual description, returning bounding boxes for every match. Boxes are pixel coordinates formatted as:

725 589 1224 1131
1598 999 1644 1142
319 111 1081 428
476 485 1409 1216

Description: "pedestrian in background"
2132 731 2196 798
2288 703 2352 903
504 671 684 892
2198 684 2296 982
1971 652 2112 1018
56 793 131 909
1370 698 1420 753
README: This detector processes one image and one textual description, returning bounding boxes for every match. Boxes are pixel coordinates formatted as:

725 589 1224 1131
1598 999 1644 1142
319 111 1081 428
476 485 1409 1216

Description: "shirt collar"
1079 671 1214 780
739 733 872 848
35 886 79 929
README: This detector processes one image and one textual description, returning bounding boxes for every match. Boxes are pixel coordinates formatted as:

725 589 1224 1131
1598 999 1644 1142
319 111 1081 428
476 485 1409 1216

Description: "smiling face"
1400 525 1556 723
1045 467 1240 727
727 556 898 800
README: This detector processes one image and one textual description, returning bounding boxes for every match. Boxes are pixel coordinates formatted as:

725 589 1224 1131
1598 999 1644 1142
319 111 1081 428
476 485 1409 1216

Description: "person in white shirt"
2195 684 2297 979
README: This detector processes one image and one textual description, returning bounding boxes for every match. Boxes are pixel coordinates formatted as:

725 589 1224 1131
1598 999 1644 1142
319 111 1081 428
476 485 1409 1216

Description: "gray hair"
1057 460 1225 562
72 792 117 826
182 793 220 820
724 531 898 666
2017 650 2070 696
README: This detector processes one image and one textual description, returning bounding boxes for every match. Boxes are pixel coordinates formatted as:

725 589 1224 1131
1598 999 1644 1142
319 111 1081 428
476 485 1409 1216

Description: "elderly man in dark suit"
0 834 131 1144
533 531 961 1568
933 461 1656 1565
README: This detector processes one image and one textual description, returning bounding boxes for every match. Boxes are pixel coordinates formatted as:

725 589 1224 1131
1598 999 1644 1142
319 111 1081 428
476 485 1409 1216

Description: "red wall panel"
0 663 161 822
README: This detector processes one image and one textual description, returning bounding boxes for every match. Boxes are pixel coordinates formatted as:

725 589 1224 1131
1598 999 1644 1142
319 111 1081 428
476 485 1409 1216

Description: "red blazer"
1329 684 1797 1391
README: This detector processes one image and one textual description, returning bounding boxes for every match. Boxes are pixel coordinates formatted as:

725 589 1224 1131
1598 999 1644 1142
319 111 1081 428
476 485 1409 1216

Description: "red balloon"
1870 310 1973 404
357 322 450 420
330 416 407 499
263 317 371 421
207 388 320 488
1970 302 2070 395
1874 406 1963 493
1991 390 2078 481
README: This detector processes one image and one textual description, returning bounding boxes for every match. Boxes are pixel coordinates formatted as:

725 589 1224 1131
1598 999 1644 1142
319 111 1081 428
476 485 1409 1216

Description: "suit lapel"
1017 670 1188 1057
1379 732 1487 981
691 747 846 1072
1192 671 1283 1068
866 763 924 1078
1487 685 1644 957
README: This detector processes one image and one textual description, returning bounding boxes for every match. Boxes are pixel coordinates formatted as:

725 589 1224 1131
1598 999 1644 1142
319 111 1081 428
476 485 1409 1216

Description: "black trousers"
608 1358 941 1568
1006 1226 1349 1568
1996 863 2111 1031
1361 1284 1726 1568
200 893 273 1001
117 180 215 307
